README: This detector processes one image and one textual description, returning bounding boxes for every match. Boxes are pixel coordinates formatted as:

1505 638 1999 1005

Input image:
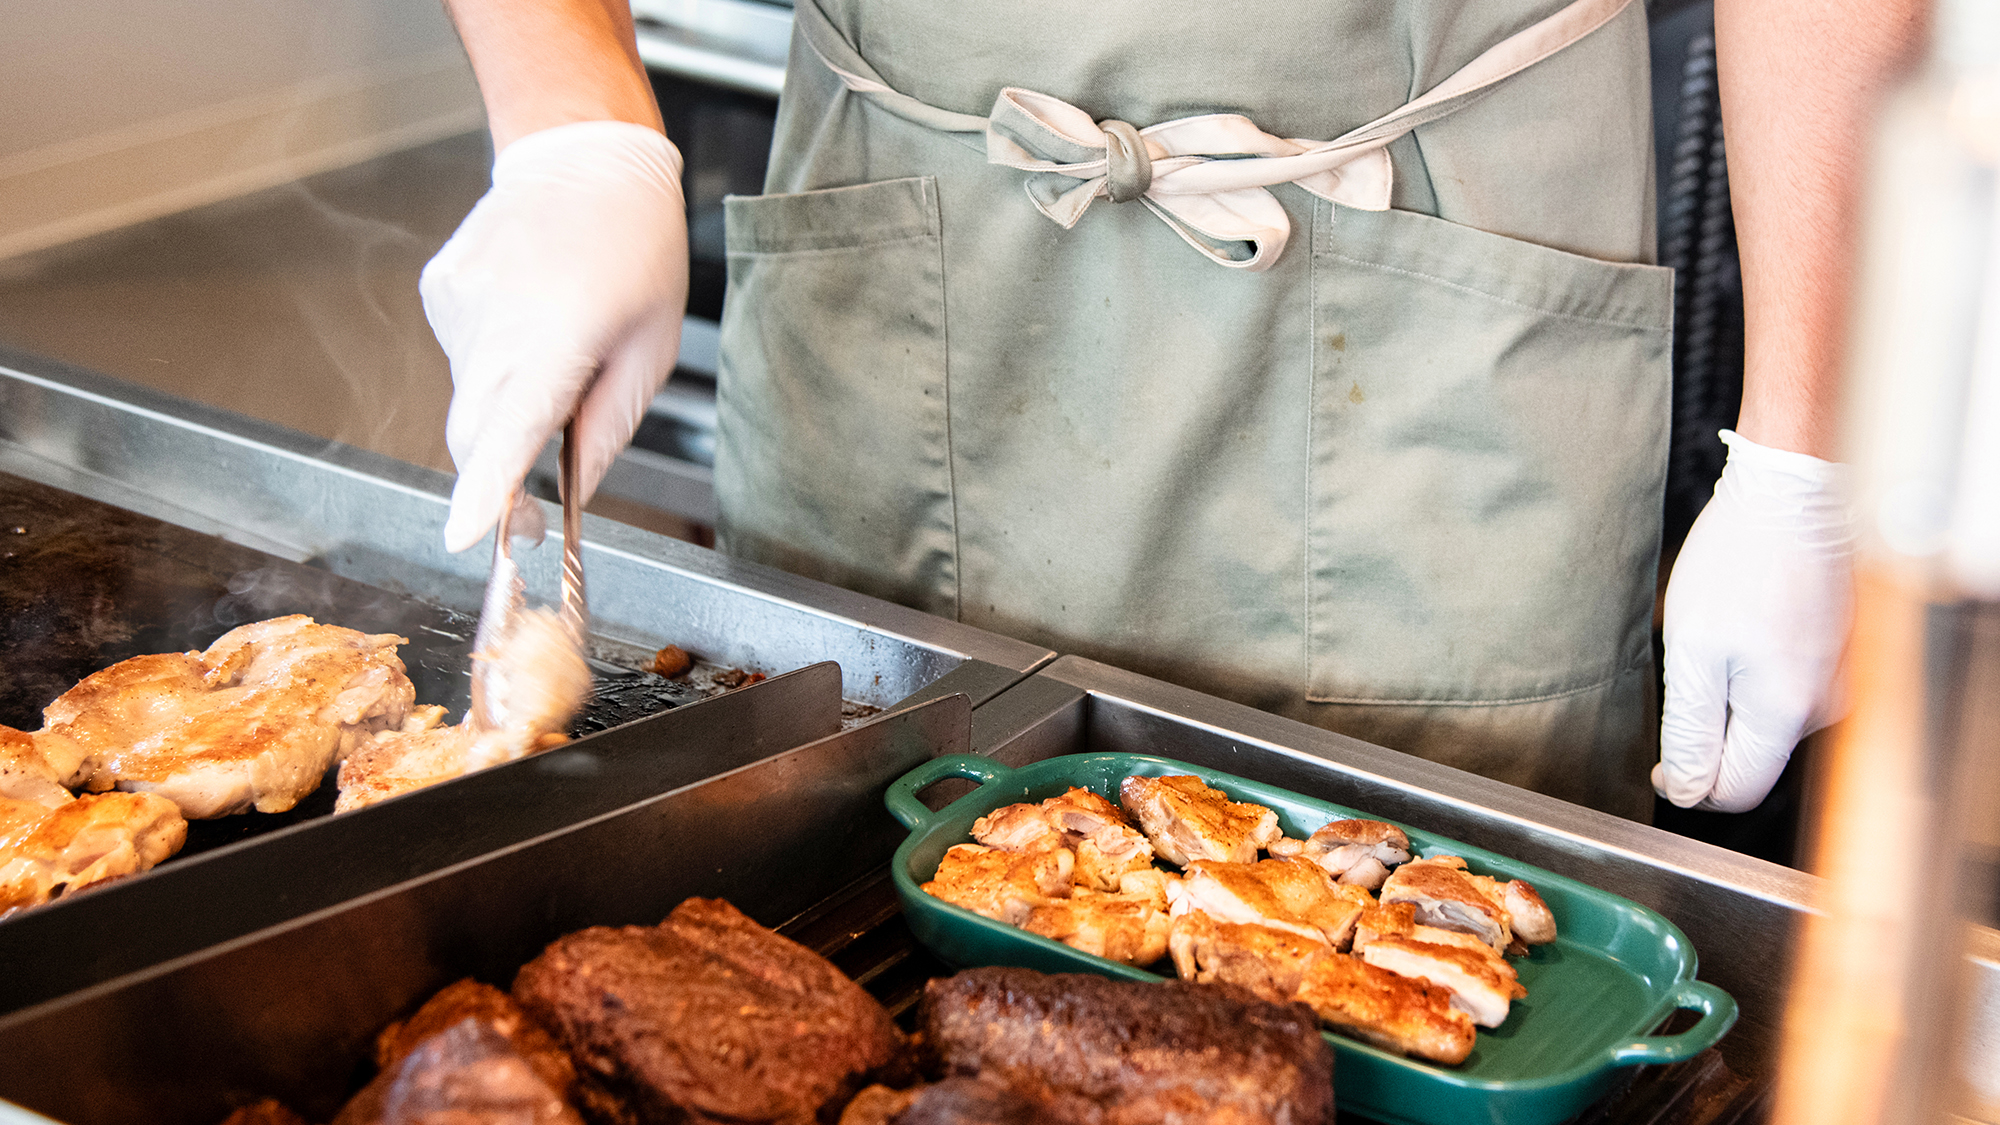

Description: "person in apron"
420 0 1917 821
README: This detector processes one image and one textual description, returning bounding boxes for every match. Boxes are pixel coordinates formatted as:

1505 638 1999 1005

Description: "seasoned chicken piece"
973 790 1158 894
334 705 572 813
1169 858 1375 949
971 802 1067 852
923 843 1073 926
1500 879 1558 945
1292 953 1477 1065
338 608 591 813
1024 888 1171 966
32 616 415 818
1044 787 1156 891
1119 774 1282 866
1268 819 1412 890
1358 936 1527 1028
1352 901 1502 957
1380 856 1513 951
1166 910 1331 1001
0 791 186 916
0 727 72 808
1117 868 1178 909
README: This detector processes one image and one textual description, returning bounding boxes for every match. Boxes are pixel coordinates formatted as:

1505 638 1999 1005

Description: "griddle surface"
0 470 699 856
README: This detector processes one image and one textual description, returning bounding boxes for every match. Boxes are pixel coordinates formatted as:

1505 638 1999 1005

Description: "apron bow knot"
1099 119 1152 203
799 0 1636 272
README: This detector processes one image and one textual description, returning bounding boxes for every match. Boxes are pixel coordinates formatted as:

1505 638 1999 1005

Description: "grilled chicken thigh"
971 802 1066 853
1169 857 1374 949
0 727 72 807
337 608 591 813
0 791 186 915
1024 888 1171 965
1291 953 1476 1065
1357 936 1526 1028
1269 819 1412 890
1352 900 1501 957
32 616 415 818
972 789 1157 893
1167 910 1331 1000
1119 775 1282 865
922 843 1073 926
1379 857 1515 951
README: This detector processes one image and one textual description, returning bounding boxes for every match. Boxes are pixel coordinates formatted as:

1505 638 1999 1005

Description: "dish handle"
884 755 1014 830
1606 980 1740 1067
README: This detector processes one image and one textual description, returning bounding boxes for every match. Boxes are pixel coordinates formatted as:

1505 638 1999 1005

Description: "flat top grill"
0 470 711 860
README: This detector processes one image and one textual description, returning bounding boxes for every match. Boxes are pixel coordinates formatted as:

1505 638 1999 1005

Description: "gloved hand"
1655 429 1855 812
421 120 689 553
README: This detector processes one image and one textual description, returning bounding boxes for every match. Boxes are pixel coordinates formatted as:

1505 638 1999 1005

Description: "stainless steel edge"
982 655 1816 1079
0 354 1055 706
0 661 845 1017
631 0 791 97
0 690 968 1125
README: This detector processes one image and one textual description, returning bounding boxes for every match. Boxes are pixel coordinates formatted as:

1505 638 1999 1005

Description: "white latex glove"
1655 429 1855 812
422 120 688 553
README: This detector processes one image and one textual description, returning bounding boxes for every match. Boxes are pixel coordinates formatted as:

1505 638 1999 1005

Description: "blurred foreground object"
1774 3 2000 1121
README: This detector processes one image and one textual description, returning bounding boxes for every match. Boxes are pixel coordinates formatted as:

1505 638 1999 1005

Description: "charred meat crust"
919 967 1333 1125
511 898 907 1125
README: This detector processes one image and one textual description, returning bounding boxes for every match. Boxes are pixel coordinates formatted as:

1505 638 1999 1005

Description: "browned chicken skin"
1358 936 1526 1028
1292 952 1477 1065
922 843 1073 926
336 609 590 813
1170 857 1374 949
0 791 186 916
1167 910 1332 1000
1120 774 1282 866
1025 887 1171 966
33 616 415 818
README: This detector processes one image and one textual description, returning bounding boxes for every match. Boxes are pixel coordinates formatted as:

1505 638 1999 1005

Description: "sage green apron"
714 0 1672 820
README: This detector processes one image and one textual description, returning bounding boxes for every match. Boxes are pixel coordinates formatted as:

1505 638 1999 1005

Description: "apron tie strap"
1099 120 1151 204
797 0 1635 271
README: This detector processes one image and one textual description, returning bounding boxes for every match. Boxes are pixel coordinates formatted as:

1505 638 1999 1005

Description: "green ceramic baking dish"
886 752 1737 1125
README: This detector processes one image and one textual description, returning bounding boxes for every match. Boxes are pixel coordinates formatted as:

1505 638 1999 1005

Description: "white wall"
0 0 485 260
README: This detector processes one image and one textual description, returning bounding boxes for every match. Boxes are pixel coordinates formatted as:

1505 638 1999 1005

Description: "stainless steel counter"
0 346 1055 710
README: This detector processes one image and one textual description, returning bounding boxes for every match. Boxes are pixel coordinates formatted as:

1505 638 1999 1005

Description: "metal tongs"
468 420 589 732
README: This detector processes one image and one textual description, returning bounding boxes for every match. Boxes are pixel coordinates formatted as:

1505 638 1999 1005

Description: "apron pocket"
1306 201 1672 705
714 176 958 616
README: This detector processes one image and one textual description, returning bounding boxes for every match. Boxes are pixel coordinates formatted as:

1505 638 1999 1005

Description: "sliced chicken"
922 843 1073 926
1268 819 1412 890
1023 887 1170 966
31 616 415 818
1358 936 1526 1028
972 788 1157 894
1116 867 1178 909
1291 953 1477 1065
337 608 591 813
1169 858 1375 949
1380 856 1513 952
1499 879 1558 946
0 791 186 916
1042 787 1155 891
970 802 1066 853
1166 910 1331 1002
1119 774 1282 865
1352 901 1502 958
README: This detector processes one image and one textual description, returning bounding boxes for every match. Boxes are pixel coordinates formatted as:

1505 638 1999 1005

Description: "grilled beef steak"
512 898 906 1125
919 967 1333 1125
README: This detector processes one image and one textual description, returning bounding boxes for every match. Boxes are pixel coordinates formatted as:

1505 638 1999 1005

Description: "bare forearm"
442 0 663 151
1716 0 1924 458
